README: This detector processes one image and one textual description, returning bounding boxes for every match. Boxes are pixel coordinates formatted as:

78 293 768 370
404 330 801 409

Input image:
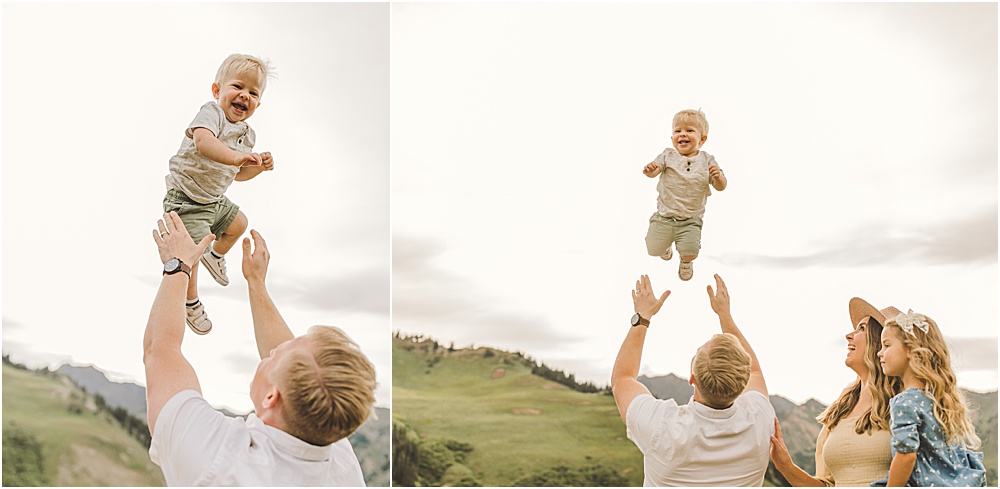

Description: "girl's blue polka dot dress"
872 388 987 487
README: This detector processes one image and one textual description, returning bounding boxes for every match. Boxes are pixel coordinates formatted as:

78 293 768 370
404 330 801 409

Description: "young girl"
873 309 987 487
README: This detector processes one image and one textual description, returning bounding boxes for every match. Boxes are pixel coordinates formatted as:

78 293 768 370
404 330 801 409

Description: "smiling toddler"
641 109 727 281
162 53 276 334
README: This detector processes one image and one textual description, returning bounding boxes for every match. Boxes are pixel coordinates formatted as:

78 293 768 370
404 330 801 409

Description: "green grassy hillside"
2 363 165 486
392 335 643 486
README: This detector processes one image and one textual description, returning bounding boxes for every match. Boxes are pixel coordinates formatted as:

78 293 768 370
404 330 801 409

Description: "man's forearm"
143 274 189 361
247 280 294 359
717 311 761 373
611 326 647 388
143 273 202 433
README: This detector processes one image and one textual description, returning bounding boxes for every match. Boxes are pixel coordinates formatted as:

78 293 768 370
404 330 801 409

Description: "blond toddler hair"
672 109 709 135
214 53 276 94
692 333 750 408
277 326 377 446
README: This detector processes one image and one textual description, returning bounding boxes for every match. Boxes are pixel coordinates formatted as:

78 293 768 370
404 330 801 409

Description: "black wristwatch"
163 258 191 278
631 313 649 327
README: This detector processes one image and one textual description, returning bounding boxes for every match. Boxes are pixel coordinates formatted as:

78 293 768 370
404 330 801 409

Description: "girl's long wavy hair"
885 315 981 449
817 317 903 434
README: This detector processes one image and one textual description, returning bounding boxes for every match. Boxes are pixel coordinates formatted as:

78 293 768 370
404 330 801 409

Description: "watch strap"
163 258 192 278
631 313 650 327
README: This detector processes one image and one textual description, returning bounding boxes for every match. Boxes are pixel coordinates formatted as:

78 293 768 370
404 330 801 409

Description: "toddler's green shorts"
644 212 703 257
162 189 240 246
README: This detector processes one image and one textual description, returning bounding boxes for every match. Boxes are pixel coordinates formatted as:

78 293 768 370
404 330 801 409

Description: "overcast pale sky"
3 3 390 412
390 2 998 404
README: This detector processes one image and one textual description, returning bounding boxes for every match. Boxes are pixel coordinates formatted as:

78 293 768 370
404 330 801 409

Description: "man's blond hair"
672 109 709 135
214 53 276 94
692 333 750 408
277 326 376 446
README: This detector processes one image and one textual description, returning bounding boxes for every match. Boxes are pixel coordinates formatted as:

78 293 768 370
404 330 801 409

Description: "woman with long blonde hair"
770 298 903 486
871 309 986 486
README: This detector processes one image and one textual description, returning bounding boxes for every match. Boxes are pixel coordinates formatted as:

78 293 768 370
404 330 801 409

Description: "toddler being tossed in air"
642 109 726 281
162 53 276 334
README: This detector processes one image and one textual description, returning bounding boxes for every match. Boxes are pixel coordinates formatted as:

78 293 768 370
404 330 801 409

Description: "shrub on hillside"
392 418 483 487
441 463 481 487
391 418 420 486
417 438 458 481
443 440 474 463
513 464 627 487
2 427 48 486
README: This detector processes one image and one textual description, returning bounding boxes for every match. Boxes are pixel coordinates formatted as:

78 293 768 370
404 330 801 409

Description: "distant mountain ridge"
57 365 148 421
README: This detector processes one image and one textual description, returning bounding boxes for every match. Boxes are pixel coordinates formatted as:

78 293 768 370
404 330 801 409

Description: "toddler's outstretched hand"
642 162 660 176
708 164 721 181
260 152 274 171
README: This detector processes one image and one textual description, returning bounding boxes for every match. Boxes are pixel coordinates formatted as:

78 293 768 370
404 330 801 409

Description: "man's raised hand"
152 211 213 267
632 274 671 319
241 229 271 286
706 274 732 317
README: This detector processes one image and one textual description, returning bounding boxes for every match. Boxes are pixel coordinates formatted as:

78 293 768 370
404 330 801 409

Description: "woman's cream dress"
814 417 893 487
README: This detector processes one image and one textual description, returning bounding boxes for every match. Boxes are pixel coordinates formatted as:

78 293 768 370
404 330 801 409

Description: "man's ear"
689 374 695 386
211 83 221 100
261 386 281 409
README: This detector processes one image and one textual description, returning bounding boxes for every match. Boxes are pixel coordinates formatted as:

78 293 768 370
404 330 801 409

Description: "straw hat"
848 297 903 328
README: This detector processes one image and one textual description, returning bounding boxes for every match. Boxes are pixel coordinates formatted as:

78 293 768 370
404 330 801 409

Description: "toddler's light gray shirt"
165 101 255 204
654 148 720 219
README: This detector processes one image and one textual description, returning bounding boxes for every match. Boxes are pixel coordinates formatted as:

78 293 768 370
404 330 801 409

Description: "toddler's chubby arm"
192 127 262 168
235 152 274 182
885 451 916 486
642 161 661 178
709 164 727 191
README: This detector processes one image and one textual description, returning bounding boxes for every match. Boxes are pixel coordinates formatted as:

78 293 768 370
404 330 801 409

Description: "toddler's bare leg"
187 263 200 301
212 210 248 256
681 254 698 262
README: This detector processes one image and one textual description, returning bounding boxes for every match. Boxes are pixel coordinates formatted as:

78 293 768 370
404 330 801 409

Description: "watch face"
631 313 640 326
165 258 179 272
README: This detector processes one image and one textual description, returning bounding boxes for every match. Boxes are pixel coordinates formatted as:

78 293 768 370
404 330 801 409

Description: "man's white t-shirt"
149 390 366 486
626 391 775 487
